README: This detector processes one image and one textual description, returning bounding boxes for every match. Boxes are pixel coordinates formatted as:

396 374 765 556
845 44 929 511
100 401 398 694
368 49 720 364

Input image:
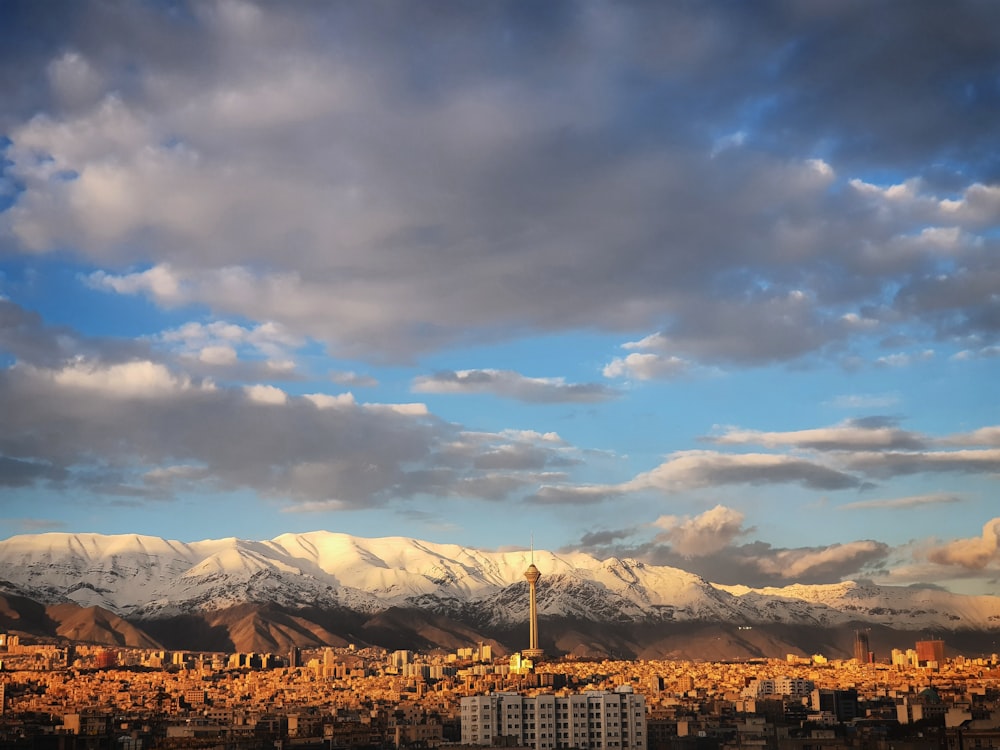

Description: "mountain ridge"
2 530 999 635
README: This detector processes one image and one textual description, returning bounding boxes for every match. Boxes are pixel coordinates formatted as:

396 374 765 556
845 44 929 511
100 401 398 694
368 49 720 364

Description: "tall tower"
523 548 544 660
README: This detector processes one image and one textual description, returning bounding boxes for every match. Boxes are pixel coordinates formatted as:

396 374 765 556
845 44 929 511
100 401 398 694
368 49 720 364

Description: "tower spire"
523 537 544 661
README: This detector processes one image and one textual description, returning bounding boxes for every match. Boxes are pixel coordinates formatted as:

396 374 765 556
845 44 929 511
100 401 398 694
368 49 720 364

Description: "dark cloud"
527 485 621 506
0 2 995 364
0 455 67 487
575 528 638 549
568 536 892 587
0 298 148 368
846 449 1000 479
627 451 863 492
0 357 579 509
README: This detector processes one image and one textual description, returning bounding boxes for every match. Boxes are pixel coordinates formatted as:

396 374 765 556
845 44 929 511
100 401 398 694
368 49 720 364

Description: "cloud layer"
1 1 997 365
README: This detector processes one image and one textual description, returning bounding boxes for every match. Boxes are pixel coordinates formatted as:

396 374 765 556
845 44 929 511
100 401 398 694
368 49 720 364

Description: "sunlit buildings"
461 686 646 750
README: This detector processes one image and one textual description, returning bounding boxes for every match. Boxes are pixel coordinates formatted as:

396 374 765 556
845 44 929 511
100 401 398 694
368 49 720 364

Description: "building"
916 640 945 666
811 689 859 723
854 630 872 663
460 686 646 750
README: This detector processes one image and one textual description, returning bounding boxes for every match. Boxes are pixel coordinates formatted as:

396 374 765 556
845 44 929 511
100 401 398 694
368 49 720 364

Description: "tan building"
461 686 645 750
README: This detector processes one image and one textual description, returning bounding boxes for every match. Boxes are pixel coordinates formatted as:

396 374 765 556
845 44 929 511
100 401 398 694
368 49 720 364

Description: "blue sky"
1 1 999 594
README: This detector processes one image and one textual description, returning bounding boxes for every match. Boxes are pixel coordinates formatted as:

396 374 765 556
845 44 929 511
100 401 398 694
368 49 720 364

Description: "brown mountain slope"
360 607 507 655
0 593 160 648
139 603 366 653
47 603 163 648
0 592 58 635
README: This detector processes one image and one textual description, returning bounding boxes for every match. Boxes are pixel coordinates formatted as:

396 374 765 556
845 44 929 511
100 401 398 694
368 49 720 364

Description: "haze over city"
0 1 998 597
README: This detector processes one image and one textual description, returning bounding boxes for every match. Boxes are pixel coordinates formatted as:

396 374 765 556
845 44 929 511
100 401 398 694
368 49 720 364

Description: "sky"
0 1 999 596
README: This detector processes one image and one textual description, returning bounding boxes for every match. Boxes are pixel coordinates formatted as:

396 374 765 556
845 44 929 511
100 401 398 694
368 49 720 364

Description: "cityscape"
2 3 999 750
2 559 1000 750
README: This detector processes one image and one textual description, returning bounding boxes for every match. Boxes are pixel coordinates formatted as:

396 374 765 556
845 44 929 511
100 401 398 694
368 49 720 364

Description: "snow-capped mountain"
1 530 998 634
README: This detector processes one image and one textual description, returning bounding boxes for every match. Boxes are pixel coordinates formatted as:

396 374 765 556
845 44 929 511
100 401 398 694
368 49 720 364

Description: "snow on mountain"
1 530 998 631
717 580 1000 630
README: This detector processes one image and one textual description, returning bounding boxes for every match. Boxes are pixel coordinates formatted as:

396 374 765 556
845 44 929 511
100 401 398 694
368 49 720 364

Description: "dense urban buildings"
2 631 1000 750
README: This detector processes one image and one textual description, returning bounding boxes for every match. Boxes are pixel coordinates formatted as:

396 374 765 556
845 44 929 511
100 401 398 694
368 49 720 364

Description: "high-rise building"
916 639 945 665
811 688 859 722
854 630 871 663
523 559 544 660
461 687 646 750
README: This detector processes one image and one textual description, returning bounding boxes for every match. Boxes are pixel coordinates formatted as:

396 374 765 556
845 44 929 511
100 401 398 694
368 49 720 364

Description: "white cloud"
243 383 287 405
709 419 925 451
91 265 185 303
198 345 237 366
304 392 356 410
927 518 1000 570
603 352 691 380
41 359 202 398
653 504 747 556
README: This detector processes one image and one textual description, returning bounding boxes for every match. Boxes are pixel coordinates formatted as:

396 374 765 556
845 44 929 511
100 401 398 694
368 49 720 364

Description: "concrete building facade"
460 687 646 750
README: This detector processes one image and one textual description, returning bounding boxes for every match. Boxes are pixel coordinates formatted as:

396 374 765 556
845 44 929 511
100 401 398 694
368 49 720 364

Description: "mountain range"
1 531 998 660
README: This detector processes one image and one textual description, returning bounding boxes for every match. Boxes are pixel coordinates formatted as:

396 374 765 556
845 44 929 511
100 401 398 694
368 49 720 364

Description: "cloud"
625 450 863 492
708 418 926 452
926 518 1000 570
652 505 748 556
32 359 207 399
746 540 891 582
1 3 997 364
602 352 692 381
575 528 639 549
0 349 586 509
330 370 378 388
0 456 68 487
562 525 891 587
839 492 964 511
5 518 69 533
0 298 148 368
528 484 621 506
942 426 1000 447
874 350 935 368
845 448 1000 478
412 369 618 403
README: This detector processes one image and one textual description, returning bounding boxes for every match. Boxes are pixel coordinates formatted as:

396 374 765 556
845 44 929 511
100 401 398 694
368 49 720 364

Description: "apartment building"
460 686 646 750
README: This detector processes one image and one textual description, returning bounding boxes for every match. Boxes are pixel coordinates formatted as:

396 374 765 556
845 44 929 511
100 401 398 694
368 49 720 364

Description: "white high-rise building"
460 686 645 750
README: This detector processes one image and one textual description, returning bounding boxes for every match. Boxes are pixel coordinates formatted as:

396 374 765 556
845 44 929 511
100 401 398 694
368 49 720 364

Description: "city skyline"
1 2 999 596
